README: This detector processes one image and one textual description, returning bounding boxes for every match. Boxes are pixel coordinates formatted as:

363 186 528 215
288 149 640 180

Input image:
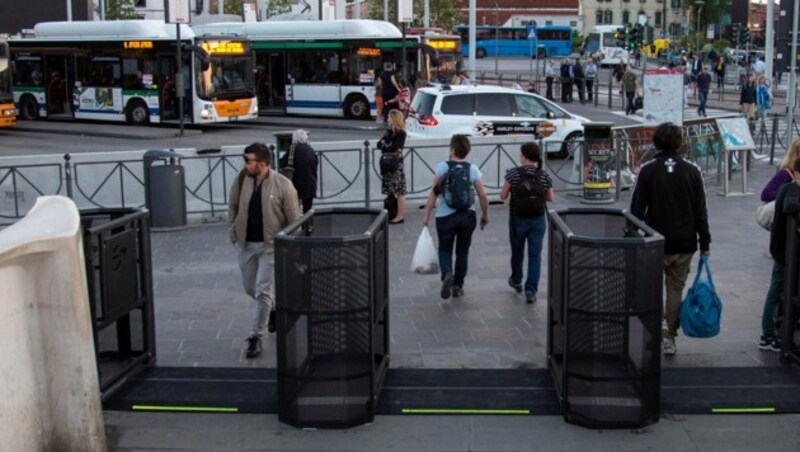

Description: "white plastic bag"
411 226 439 274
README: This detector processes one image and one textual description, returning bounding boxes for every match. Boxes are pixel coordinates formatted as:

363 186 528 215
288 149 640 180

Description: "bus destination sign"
202 41 245 55
123 41 153 50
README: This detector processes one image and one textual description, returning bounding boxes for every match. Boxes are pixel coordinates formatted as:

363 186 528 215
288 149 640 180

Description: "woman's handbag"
379 153 400 175
756 201 776 231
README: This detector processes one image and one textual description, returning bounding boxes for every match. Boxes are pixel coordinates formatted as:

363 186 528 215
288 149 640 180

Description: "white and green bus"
9 20 258 125
193 20 457 119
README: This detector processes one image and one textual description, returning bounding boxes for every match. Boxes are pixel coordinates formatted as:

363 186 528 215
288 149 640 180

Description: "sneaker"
245 336 262 359
662 335 677 355
452 286 464 298
525 292 537 304
508 277 523 294
759 335 781 352
267 310 276 333
440 273 453 299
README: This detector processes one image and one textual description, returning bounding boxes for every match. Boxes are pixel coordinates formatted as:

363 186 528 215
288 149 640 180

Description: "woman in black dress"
379 109 407 224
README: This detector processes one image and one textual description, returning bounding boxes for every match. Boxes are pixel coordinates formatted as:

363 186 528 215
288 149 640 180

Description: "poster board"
643 69 684 126
715 117 756 151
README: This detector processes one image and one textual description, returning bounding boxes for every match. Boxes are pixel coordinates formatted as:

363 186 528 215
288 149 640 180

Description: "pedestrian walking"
739 73 756 122
621 65 637 115
228 143 301 358
630 122 711 356
544 59 555 101
499 142 554 304
560 59 572 103
760 140 800 352
380 63 400 123
278 129 318 213
585 57 597 102
696 66 711 117
755 75 772 122
422 135 489 300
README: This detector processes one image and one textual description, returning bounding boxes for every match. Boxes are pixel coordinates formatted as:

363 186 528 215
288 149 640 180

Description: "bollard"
770 114 779 165
363 140 371 208
63 153 73 199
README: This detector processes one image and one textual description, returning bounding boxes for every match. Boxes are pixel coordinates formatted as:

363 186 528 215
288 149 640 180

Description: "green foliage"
681 0 732 34
368 0 464 31
265 0 293 18
572 30 583 52
224 0 246 15
105 0 140 20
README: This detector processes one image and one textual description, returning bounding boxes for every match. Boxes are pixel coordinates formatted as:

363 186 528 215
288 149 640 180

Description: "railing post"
607 69 613 109
770 114 779 165
363 140 371 208
63 153 73 199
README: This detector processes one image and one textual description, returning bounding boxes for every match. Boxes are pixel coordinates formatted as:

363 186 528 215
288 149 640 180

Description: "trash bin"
547 207 664 429
273 131 293 172
80 208 156 398
274 207 390 428
143 150 186 230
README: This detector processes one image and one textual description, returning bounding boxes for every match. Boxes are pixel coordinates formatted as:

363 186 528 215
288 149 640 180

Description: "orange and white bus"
0 38 15 128
9 20 257 125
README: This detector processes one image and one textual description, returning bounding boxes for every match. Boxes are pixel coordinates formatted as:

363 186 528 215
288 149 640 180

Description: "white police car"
405 84 590 157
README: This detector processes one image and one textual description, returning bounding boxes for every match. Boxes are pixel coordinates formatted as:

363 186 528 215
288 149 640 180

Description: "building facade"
582 0 685 38
455 0 581 29
0 0 93 34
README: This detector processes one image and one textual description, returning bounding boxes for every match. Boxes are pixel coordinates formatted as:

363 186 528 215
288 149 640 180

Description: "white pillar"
766 0 774 84
66 0 72 21
424 0 429 28
468 0 476 79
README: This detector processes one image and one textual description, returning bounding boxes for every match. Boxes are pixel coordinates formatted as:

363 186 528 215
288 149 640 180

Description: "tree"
223 0 247 15
265 0 293 18
105 0 140 20
368 0 464 31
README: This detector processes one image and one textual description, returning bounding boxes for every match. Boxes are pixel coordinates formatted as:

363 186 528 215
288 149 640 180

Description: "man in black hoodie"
631 122 711 355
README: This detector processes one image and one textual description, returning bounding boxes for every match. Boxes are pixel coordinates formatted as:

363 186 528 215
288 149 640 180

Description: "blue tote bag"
680 255 722 338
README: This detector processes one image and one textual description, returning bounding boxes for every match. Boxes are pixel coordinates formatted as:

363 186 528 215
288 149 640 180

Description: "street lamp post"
694 1 704 54
494 0 499 75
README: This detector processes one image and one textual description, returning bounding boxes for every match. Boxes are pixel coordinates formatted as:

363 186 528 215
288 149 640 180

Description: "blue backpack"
680 256 722 338
441 161 474 211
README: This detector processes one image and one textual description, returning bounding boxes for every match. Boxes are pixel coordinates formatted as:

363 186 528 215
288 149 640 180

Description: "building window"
671 0 681 7
623 11 630 24
135 0 146 6
605 10 614 24
655 12 662 26
596 10 604 24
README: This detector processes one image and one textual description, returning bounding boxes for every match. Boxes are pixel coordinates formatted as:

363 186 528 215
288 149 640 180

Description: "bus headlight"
2 109 15 116
200 103 213 118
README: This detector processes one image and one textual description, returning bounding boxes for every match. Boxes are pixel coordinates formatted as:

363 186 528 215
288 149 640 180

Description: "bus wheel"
476 48 487 59
559 131 583 159
127 99 150 125
19 95 39 121
344 94 370 119
536 48 546 59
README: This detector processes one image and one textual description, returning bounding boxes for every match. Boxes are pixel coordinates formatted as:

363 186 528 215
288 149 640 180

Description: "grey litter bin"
143 149 187 230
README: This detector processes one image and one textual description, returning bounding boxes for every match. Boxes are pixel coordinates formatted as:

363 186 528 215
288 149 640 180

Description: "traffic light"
731 23 741 46
629 25 639 50
615 27 627 47
740 27 750 46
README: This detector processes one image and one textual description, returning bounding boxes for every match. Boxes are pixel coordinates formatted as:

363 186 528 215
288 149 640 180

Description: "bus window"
90 57 121 87
14 57 43 86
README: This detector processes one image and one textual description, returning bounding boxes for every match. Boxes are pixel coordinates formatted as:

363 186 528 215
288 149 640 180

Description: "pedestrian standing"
573 58 586 103
630 122 711 356
379 110 408 224
585 57 597 102
621 65 637 115
755 74 771 122
739 73 756 122
422 135 489 300
696 66 711 117
279 129 318 213
228 143 301 358
545 59 555 101
560 59 572 102
499 142 554 304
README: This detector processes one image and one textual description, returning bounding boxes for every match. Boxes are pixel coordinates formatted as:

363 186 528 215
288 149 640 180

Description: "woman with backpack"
378 109 407 224
756 75 772 122
499 142 554 304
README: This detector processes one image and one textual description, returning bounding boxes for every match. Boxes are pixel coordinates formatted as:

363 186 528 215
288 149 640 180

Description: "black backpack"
441 161 474 211
510 167 547 218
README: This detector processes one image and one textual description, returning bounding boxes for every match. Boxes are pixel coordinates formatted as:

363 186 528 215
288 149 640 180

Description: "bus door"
255 52 285 113
158 56 178 121
44 55 71 117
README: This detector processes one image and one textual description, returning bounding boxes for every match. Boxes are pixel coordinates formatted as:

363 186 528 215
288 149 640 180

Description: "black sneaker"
525 292 537 304
508 277 523 294
452 286 464 298
245 336 262 359
441 273 453 299
267 310 276 333
759 335 781 352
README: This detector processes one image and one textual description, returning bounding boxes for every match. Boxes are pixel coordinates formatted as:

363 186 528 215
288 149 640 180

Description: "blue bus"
453 25 572 59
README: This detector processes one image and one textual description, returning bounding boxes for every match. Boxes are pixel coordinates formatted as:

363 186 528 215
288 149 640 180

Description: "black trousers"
586 79 594 101
545 76 554 100
574 78 585 102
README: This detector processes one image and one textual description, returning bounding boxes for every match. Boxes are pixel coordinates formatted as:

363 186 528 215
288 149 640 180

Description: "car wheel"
559 132 583 159
344 94 370 119
19 95 39 121
127 99 150 125
476 48 487 59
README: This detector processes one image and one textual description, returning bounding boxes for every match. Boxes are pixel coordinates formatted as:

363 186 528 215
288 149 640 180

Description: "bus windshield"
585 33 601 53
196 55 254 101
0 43 11 103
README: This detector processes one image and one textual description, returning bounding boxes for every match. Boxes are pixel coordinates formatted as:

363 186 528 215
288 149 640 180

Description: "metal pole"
364 140 371 207
786 0 800 146
384 0 388 21
694 2 704 55
65 0 72 21
402 23 408 82
424 0 430 28
766 0 775 84
494 0 499 75
177 24 184 138
468 0 476 80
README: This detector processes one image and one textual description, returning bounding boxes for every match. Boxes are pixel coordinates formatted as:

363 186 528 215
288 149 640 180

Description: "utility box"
547 207 664 428
143 150 186 230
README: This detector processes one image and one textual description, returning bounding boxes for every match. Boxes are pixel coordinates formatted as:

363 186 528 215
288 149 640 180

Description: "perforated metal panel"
275 208 389 429
547 208 663 429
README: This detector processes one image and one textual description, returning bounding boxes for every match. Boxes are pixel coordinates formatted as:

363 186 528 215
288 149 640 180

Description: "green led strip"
711 407 776 414
132 405 239 413
401 408 530 415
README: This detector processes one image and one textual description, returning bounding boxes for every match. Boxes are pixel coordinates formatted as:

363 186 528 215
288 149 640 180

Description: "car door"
437 93 475 136
474 93 520 136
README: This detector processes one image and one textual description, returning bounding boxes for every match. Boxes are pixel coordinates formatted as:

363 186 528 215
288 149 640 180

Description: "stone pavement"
108 144 800 451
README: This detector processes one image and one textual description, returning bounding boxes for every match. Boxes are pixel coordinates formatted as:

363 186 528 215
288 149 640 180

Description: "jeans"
625 90 636 115
762 261 785 337
238 242 275 337
436 210 477 288
698 89 709 115
509 214 547 295
664 252 695 336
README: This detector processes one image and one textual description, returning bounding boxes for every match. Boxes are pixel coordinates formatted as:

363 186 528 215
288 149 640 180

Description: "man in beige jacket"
228 143 300 358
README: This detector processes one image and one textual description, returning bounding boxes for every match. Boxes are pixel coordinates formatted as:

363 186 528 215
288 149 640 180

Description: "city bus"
9 20 258 125
584 25 630 67
405 28 463 83
193 20 457 119
452 25 573 59
0 38 15 128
